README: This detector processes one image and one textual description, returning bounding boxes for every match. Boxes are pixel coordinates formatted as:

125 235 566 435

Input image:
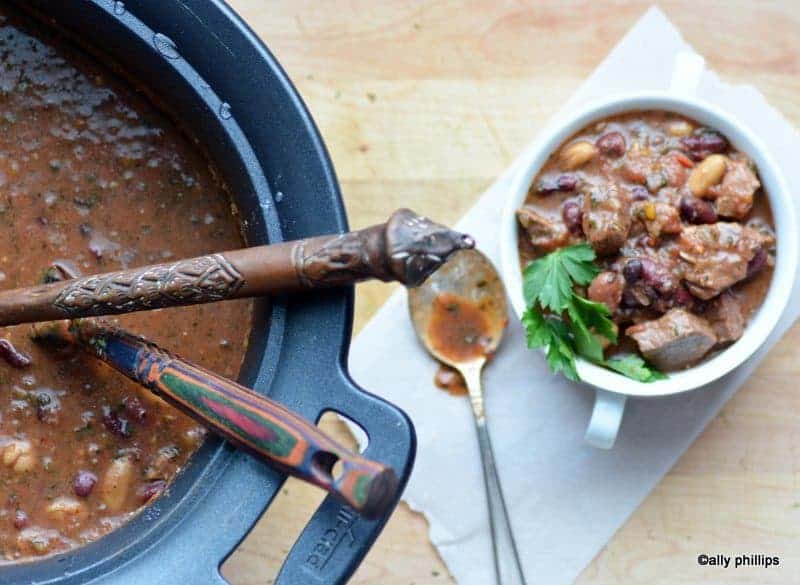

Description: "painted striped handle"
34 320 398 519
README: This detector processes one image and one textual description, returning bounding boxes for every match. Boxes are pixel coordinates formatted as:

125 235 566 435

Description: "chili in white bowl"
499 92 797 447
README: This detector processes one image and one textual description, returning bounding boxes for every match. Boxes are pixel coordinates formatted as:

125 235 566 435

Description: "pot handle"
274 371 415 585
584 389 627 449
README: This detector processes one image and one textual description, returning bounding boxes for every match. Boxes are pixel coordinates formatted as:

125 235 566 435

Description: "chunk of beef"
631 201 681 239
626 309 717 370
588 271 624 313
620 147 654 185
582 183 631 255
516 205 570 252
707 157 760 220
663 151 692 188
677 222 771 300
704 292 745 345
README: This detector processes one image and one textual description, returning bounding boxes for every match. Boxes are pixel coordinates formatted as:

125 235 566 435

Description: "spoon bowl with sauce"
408 249 526 585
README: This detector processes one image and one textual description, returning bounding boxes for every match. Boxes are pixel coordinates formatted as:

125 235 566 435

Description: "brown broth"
0 8 252 561
428 293 492 363
432 363 468 396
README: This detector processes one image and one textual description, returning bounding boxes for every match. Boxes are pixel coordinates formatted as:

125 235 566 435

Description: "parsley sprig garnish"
521 243 666 382
604 354 668 382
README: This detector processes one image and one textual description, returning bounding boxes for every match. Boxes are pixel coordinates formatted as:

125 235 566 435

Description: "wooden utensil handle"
0 208 473 326
35 320 397 518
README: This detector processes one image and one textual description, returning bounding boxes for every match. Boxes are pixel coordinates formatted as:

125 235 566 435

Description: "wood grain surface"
220 2 800 584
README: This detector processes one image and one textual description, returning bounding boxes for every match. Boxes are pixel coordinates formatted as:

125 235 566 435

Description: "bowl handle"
669 51 705 97
584 389 627 449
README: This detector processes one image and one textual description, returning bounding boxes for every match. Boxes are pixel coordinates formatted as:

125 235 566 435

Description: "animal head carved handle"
386 208 476 286
294 208 475 288
0 208 474 326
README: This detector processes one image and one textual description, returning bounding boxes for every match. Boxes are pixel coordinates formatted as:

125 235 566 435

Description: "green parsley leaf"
522 306 579 381
558 243 601 286
567 307 603 363
522 243 600 312
567 295 617 350
603 354 667 383
521 243 666 383
521 305 548 348
522 253 571 312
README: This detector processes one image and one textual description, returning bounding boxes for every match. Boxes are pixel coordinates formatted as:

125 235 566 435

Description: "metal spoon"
408 249 526 585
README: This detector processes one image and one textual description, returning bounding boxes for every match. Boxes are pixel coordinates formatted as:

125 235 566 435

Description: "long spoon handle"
475 420 527 585
34 319 398 519
0 209 473 326
462 365 527 585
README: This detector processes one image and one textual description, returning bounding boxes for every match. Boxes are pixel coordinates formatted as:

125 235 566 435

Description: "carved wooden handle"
0 209 473 326
34 320 397 518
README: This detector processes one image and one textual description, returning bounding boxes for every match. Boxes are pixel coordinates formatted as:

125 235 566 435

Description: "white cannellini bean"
557 140 597 170
2 439 36 473
99 457 134 512
689 154 728 197
46 497 87 522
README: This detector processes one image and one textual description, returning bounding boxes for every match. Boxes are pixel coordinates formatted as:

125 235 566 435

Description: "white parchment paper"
349 7 800 585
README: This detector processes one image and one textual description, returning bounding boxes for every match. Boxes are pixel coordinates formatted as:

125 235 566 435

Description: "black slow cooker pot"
1 1 416 584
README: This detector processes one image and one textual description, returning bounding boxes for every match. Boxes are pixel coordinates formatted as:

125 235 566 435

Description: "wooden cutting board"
221 2 800 584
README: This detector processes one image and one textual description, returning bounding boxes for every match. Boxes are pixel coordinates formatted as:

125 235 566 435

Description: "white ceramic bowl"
499 92 798 447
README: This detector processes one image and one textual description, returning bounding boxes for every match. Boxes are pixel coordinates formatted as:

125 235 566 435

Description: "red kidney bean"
13 510 28 530
596 131 626 157
73 470 98 498
630 186 650 201
103 408 131 438
561 198 584 235
680 129 728 161
746 247 768 278
622 259 643 283
537 174 578 195
137 480 167 503
679 196 717 224
640 258 674 294
672 285 694 307
123 396 147 422
0 339 31 369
